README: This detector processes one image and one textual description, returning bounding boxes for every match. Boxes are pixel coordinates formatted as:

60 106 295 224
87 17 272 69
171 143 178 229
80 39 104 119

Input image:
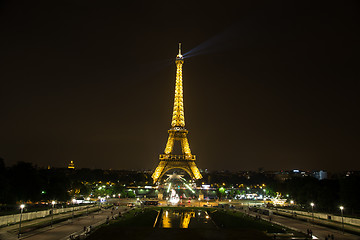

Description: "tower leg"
152 161 167 183
152 160 202 184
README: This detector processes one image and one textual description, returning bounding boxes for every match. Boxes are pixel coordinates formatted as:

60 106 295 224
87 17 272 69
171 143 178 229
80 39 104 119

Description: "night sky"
0 1 359 172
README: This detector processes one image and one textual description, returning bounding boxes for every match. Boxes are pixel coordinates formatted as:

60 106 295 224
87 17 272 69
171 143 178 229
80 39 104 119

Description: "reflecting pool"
158 209 216 229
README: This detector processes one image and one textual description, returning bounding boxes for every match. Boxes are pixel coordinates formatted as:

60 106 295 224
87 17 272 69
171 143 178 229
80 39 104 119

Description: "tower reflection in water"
160 210 212 229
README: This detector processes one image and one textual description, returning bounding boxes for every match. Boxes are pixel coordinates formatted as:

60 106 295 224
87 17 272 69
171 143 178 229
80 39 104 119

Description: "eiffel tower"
152 43 202 183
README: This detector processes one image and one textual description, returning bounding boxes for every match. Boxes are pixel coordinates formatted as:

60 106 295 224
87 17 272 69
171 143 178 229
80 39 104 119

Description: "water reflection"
159 210 215 229
180 212 194 228
162 210 172 228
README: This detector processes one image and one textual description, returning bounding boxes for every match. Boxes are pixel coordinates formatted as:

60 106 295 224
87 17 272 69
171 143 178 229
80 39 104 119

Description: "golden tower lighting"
152 43 202 183
68 160 75 169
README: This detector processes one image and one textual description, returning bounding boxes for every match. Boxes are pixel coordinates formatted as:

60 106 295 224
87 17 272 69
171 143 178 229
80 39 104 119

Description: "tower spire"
177 42 182 59
172 43 185 128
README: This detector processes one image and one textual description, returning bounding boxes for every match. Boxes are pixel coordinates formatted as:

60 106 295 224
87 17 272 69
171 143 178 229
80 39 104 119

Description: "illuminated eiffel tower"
152 43 202 183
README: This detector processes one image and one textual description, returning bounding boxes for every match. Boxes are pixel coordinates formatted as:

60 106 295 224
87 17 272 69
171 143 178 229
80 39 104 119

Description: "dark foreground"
85 207 307 240
88 228 271 240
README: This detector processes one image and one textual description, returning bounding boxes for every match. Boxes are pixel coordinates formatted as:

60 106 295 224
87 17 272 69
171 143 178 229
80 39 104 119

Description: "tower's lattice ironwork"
152 44 202 183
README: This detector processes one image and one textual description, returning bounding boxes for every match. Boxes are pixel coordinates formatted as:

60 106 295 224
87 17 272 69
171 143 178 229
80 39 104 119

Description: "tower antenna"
177 43 183 58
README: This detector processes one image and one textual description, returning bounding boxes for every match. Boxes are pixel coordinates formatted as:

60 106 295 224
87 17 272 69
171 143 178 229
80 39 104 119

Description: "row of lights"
16 199 347 236
18 199 79 238
289 201 345 234
289 201 344 211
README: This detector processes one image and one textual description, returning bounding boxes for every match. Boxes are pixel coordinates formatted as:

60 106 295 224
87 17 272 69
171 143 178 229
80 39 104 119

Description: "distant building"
271 169 312 181
313 170 327 180
292 169 310 177
274 171 291 182
68 160 75 169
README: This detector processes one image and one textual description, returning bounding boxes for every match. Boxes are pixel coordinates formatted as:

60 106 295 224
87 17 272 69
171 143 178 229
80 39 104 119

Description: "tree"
7 162 42 203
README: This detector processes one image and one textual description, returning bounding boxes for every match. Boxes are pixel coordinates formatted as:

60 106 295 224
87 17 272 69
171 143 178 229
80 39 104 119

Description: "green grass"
86 207 308 240
86 208 158 240
208 209 285 233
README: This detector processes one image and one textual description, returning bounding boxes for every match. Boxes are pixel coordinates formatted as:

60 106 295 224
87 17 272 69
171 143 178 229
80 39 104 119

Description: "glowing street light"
310 202 315 223
72 198 76 220
290 200 295 217
263 189 267 205
340 206 344 234
51 201 56 227
18 204 25 238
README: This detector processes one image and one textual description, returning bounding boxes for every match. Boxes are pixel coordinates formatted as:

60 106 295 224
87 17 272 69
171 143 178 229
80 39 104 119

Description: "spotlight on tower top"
177 43 183 59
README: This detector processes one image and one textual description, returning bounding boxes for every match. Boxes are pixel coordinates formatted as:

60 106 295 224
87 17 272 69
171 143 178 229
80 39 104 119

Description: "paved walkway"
4 203 359 240
0 206 99 239
0 206 127 240
241 208 360 240
273 208 360 235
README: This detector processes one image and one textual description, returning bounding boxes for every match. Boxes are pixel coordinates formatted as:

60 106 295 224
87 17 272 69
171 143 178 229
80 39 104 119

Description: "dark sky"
0 1 359 172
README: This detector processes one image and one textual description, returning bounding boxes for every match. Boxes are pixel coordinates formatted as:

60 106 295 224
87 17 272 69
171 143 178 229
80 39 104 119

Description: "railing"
275 208 360 227
159 154 196 161
0 205 93 227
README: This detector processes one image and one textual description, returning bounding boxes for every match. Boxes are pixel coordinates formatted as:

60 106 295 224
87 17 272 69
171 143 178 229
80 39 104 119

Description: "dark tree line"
0 159 151 204
202 171 272 186
268 176 360 216
1 159 359 216
0 160 71 204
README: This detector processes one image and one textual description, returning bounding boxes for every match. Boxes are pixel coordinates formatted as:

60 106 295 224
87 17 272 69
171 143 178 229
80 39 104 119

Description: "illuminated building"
68 160 75 169
152 43 202 183
313 170 327 180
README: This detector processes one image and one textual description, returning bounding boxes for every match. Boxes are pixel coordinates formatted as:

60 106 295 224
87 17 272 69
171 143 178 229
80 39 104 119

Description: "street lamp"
51 201 56 227
72 198 76 220
340 206 344 234
263 189 266 206
18 204 25 238
290 200 294 217
310 202 315 223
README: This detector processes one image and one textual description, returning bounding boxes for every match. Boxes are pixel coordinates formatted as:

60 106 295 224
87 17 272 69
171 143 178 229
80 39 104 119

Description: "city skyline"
0 1 359 171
